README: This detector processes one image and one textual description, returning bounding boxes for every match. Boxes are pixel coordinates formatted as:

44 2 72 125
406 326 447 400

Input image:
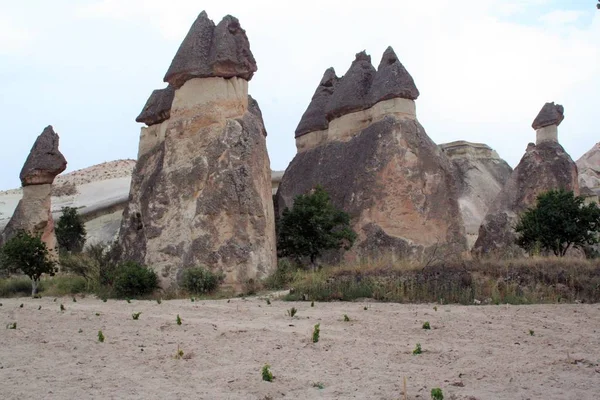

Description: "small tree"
55 206 86 253
0 231 57 296
277 185 357 268
515 189 600 256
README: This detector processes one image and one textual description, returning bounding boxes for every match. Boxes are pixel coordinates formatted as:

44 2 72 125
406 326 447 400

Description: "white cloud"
0 16 35 54
540 10 586 25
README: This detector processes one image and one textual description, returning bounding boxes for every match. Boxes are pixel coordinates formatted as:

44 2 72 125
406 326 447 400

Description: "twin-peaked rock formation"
1 126 67 252
119 12 275 288
473 102 579 255
277 48 467 261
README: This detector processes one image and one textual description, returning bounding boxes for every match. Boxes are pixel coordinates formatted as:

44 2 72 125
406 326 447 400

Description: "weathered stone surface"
370 46 419 104
440 141 513 249
532 102 564 130
164 11 257 88
135 86 175 126
473 141 579 256
295 68 339 137
576 142 600 197
278 115 467 262
119 76 275 289
325 51 376 121
20 126 67 186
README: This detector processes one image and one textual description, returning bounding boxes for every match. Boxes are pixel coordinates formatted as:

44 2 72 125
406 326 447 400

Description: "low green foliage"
72 297 77 302
287 307 297 317
98 330 105 343
312 323 320 343
126 298 131 303
0 277 38 297
174 346 184 359
343 314 350 322
132 312 142 320
113 261 158 298
7 322 16 329
264 259 298 289
181 266 225 294
423 321 431 330
176 314 182 325
312 382 325 389
431 387 444 400
413 343 422 355
60 304 65 312
529 329 535 336
0 231 57 296
266 298 271 305
433 306 438 312
261 364 274 382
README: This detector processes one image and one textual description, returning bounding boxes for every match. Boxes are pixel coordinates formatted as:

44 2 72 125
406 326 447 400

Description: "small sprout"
72 297 77 302
98 330 105 343
227 299 231 303
126 298 131 303
261 364 274 382
190 297 195 302
78 328 83 333
95 312 100 316
343 314 350 322
156 298 162 305
7 322 17 329
38 306 42 310
53 298 57 302
312 323 320 343
60 304 65 312
287 307 298 318
312 381 325 389
102 298 107 303
0 303 3 306
266 298 271 305
433 306 438 312
529 329 535 336
174 345 184 359
19 303 23 308
363 306 368 310
176 314 182 325
431 387 444 400
311 301 314 307
132 312 142 320
413 343 422 355
423 321 431 330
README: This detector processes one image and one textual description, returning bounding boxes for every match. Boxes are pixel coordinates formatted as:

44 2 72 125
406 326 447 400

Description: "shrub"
0 231 57 296
180 266 224 294
261 364 273 382
312 323 320 343
113 261 158 298
264 259 297 289
413 343 422 355
343 314 350 322
423 321 431 330
176 314 182 325
431 388 444 400
98 330 105 342
287 307 297 317
132 312 141 320
55 207 86 253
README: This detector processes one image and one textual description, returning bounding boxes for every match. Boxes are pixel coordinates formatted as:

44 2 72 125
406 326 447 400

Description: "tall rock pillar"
1 126 67 253
118 12 276 289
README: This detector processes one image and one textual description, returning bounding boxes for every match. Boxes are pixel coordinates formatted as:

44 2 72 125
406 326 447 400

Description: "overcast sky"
0 0 598 190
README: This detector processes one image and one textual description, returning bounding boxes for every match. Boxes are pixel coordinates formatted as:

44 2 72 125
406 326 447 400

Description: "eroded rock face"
163 11 257 88
440 141 513 249
278 48 466 262
577 142 600 197
473 130 579 256
120 13 274 289
136 86 175 126
1 126 66 251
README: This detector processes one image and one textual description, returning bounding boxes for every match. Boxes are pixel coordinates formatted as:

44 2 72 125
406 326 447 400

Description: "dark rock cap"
370 46 419 103
164 11 257 88
325 51 376 121
20 126 67 186
532 102 564 130
136 86 175 126
295 68 339 137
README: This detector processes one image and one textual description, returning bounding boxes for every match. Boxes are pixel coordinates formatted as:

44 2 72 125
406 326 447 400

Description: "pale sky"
0 0 598 190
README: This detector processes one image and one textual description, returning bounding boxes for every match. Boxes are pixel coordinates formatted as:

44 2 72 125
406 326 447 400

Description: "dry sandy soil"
1 296 599 400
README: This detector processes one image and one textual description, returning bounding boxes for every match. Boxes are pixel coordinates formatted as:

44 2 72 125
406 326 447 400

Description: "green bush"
264 259 297 289
0 277 40 297
180 266 225 294
113 261 158 298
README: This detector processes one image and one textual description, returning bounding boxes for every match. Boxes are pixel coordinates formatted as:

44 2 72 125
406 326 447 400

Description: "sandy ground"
1 296 599 400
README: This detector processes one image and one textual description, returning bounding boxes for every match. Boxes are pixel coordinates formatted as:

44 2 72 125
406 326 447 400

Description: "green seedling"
72 297 77 302
126 298 131 303
60 304 65 312
190 297 195 302
423 321 431 330
312 381 325 389
78 328 83 333
363 306 368 310
98 330 105 343
287 307 298 318
19 303 23 308
132 312 142 320
176 314 182 325
261 364 274 382
102 298 107 303
413 343 422 355
95 312 100 316
156 298 162 304
312 323 320 343
529 329 535 336
343 314 350 322
53 298 57 302
431 387 444 400
266 298 271 305
433 306 438 312
175 345 184 359
7 322 17 329
311 301 314 307
227 299 230 303
38 306 41 310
